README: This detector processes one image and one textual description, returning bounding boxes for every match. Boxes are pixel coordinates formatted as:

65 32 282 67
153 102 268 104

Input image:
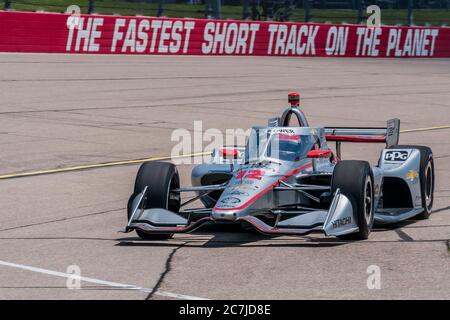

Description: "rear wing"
324 119 400 158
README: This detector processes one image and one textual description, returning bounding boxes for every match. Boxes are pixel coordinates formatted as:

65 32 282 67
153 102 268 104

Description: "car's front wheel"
127 161 181 240
331 160 375 240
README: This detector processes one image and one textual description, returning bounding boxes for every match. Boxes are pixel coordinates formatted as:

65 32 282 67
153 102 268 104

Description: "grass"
6 0 450 26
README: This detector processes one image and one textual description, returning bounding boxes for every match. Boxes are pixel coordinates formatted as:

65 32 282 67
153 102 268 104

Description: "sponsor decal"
387 121 395 138
239 179 257 185
268 117 280 127
243 163 272 169
220 197 241 204
406 170 419 182
232 184 255 190
228 189 250 196
331 216 352 228
236 169 265 180
384 150 408 162
267 128 295 134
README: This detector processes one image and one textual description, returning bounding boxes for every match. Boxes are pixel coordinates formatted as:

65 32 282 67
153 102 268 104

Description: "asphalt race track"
0 53 449 299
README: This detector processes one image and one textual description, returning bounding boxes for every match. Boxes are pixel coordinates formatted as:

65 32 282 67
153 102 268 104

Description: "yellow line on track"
400 125 450 133
0 124 449 181
0 152 209 180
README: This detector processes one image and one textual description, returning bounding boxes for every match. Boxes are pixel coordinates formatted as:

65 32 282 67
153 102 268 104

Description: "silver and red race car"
124 93 434 240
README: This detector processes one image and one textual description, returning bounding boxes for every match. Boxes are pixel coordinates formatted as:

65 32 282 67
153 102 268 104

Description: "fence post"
157 0 164 17
251 0 258 20
407 0 414 26
357 0 365 24
205 0 213 18
213 0 221 19
303 0 311 22
282 0 290 21
243 0 250 20
88 0 95 14
4 0 12 10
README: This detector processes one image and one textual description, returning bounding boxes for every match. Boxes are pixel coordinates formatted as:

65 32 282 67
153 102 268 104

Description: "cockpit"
244 127 321 163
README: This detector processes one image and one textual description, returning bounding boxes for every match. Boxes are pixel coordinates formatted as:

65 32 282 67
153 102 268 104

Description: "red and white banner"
1 11 449 57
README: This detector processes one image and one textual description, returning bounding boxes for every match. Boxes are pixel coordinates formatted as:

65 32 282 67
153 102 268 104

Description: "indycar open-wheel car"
125 92 435 240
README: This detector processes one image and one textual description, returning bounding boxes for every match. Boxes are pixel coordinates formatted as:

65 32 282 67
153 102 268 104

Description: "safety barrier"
0 11 449 57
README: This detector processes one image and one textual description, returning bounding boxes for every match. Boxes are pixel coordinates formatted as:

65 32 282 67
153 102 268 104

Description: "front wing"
124 188 360 237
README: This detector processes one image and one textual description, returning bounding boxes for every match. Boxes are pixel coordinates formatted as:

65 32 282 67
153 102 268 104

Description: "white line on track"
0 259 207 300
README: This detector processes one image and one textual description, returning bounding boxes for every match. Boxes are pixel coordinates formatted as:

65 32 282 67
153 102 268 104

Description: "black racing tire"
127 161 181 240
331 160 375 240
389 145 434 219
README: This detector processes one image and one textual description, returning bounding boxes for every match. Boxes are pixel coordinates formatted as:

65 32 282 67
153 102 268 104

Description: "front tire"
332 160 375 240
127 161 181 240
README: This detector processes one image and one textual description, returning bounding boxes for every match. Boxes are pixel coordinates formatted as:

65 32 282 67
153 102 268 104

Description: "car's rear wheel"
389 145 434 219
331 160 375 240
127 161 181 240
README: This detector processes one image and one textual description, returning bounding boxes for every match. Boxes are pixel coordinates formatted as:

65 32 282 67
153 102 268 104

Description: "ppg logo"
385 151 408 162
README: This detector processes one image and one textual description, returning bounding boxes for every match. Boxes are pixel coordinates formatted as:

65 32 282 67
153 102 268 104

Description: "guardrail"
3 0 450 26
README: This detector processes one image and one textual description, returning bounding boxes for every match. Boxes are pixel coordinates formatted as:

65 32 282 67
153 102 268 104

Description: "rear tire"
389 145 434 219
331 160 375 240
127 161 181 240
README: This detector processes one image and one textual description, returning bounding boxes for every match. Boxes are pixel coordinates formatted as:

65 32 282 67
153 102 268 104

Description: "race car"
124 92 435 240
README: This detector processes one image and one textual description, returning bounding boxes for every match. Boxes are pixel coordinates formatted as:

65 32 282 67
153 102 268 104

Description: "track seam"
0 208 124 233
145 242 187 300
394 229 414 241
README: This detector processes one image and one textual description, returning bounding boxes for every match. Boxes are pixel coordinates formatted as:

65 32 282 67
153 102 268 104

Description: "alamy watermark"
171 121 250 165
66 264 82 289
66 5 81 30
366 265 381 290
367 5 381 28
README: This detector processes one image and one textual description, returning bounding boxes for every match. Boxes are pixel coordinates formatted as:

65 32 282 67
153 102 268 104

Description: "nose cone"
211 209 238 221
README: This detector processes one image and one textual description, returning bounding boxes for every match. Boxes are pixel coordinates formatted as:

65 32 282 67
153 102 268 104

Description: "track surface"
0 54 449 299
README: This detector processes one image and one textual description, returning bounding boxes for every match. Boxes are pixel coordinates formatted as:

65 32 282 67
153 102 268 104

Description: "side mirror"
307 149 332 159
219 147 239 159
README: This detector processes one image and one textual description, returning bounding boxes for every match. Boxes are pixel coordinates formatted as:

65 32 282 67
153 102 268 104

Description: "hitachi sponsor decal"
331 216 352 228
